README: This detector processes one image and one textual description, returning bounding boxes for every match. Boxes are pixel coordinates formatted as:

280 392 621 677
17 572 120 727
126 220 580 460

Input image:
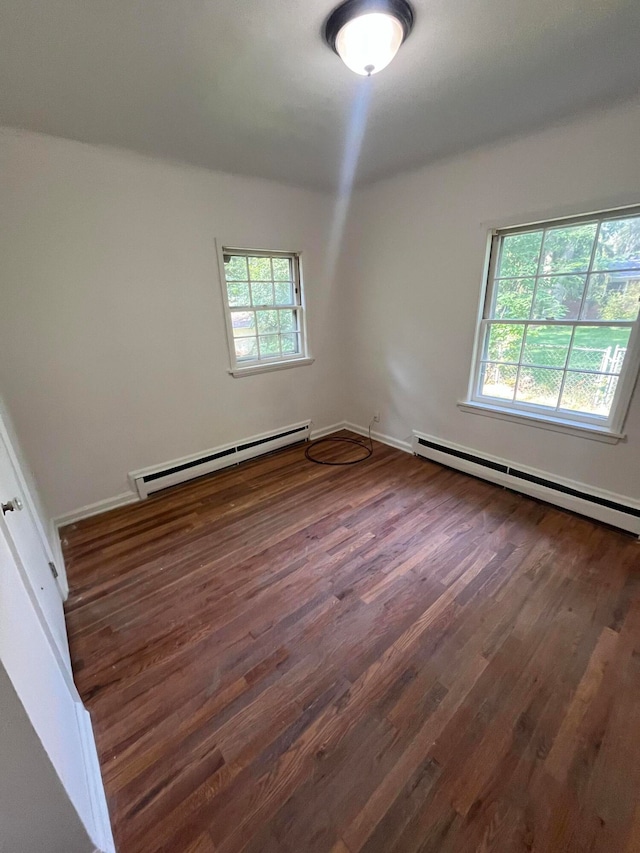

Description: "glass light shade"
334 12 404 76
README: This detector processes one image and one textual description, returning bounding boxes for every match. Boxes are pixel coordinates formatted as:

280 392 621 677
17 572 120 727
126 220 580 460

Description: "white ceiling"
1 0 639 190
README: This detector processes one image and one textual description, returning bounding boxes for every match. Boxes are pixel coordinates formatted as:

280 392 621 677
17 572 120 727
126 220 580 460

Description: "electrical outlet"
373 412 380 423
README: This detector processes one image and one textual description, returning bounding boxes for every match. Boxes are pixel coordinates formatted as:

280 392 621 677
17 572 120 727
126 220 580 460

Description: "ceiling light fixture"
324 0 414 77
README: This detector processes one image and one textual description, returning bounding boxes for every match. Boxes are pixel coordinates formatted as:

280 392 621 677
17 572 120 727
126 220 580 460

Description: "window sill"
457 400 625 444
229 357 315 378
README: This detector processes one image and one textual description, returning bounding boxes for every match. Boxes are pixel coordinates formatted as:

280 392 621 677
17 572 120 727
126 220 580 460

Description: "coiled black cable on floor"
305 422 374 465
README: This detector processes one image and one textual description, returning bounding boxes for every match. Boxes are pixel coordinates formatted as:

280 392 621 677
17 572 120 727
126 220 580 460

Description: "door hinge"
48 561 59 579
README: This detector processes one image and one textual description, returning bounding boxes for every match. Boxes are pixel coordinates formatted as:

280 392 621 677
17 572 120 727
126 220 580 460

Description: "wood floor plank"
62 431 640 852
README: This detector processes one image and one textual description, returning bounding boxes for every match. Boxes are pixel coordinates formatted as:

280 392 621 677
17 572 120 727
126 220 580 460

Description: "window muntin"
472 209 640 429
221 249 307 368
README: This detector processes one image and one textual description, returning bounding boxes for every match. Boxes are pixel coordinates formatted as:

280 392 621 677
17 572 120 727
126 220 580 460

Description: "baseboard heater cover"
130 421 310 498
412 431 640 536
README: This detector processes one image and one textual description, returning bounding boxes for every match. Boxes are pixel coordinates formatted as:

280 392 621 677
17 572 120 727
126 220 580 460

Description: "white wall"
344 98 640 500
0 666 94 853
0 129 347 518
2 100 640 523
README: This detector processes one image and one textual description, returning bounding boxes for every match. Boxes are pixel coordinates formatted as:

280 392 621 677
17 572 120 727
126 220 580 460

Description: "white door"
0 516 115 853
0 429 69 665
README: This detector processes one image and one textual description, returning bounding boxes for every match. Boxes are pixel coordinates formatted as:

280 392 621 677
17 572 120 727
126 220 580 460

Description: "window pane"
227 282 250 307
516 367 563 408
568 327 631 372
281 333 299 354
224 255 248 281
248 256 272 281
522 325 572 368
251 282 273 306
479 214 640 426
223 250 303 366
258 335 281 357
278 309 297 332
272 257 292 280
531 275 586 320
484 324 525 363
497 231 543 278
540 223 597 274
594 216 640 272
582 273 640 321
231 310 256 337
493 278 535 319
275 281 294 305
479 363 517 400
560 372 618 417
234 337 258 360
256 310 279 335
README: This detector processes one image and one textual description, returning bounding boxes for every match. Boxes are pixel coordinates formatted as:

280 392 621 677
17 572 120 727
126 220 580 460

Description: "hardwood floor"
62 431 640 853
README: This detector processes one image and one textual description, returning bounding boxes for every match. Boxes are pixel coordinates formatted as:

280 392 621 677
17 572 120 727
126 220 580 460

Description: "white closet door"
0 428 69 664
0 514 114 853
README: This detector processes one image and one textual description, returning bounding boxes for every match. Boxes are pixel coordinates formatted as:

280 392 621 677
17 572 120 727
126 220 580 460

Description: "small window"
467 207 640 437
219 248 310 375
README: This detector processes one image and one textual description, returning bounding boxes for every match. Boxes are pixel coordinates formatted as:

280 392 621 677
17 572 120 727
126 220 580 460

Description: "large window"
467 207 640 438
219 248 310 376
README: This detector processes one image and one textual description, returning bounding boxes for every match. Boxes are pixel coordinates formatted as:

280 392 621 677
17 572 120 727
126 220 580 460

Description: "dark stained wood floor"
62 431 640 853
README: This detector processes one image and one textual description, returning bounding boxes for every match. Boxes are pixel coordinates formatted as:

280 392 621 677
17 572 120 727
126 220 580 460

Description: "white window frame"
217 243 313 378
461 206 640 443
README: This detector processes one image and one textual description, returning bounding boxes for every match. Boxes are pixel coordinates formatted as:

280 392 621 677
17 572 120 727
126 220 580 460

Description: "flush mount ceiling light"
324 0 414 76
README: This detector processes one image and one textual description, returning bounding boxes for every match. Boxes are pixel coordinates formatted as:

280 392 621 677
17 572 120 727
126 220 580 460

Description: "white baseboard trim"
54 491 139 530
75 703 115 853
310 421 348 440
345 422 413 454
412 429 640 537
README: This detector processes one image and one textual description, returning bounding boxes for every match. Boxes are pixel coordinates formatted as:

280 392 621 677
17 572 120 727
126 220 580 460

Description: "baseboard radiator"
130 421 310 499
412 430 640 536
